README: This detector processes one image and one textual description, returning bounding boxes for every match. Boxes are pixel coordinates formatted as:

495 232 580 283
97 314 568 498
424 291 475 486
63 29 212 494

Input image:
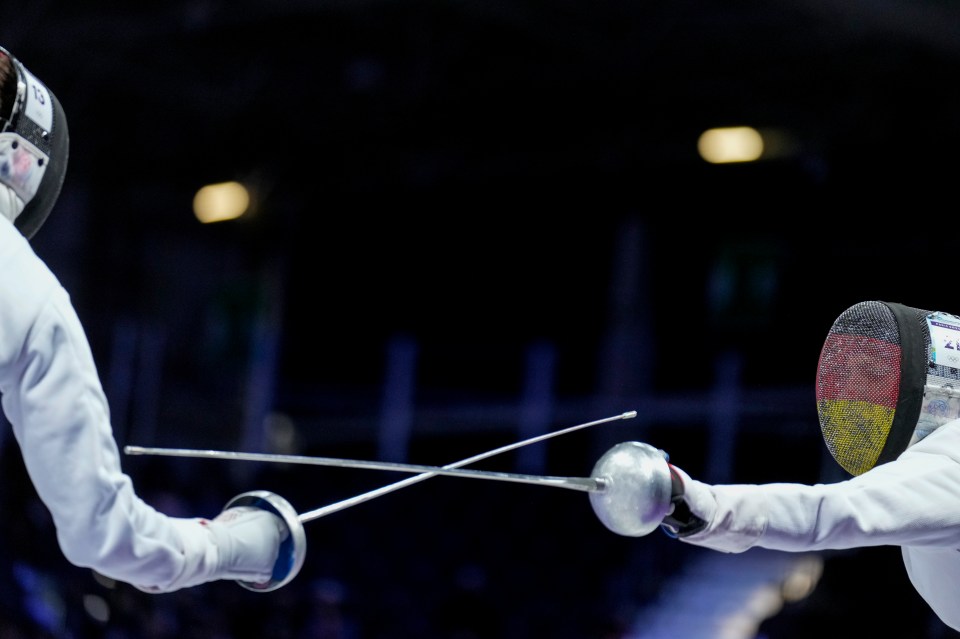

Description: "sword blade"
124 410 635 522
123 445 602 492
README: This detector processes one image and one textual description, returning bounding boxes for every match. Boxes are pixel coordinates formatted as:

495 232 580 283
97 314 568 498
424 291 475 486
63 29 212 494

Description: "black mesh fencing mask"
816 301 960 475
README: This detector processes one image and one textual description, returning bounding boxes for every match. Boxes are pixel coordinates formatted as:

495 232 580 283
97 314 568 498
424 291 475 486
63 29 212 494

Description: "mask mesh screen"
816 301 902 475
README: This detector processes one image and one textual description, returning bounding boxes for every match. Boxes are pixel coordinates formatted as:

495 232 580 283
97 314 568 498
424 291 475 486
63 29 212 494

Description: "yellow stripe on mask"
817 399 895 476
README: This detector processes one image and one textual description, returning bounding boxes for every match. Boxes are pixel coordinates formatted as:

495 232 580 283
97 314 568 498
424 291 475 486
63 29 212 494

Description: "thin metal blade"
125 410 636 522
123 445 602 492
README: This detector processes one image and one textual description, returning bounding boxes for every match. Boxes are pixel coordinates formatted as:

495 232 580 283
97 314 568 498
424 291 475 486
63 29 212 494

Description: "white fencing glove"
135 506 288 594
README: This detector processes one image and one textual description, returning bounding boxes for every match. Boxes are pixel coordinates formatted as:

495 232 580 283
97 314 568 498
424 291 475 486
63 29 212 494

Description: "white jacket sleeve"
0 217 279 592
675 418 960 554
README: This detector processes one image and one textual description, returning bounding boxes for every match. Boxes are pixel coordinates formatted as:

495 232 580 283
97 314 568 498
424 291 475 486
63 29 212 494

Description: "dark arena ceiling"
12 0 960 218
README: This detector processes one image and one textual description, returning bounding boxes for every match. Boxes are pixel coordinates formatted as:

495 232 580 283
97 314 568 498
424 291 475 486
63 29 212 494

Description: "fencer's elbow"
55 524 122 570
57 540 181 593
55 530 177 589
56 532 101 570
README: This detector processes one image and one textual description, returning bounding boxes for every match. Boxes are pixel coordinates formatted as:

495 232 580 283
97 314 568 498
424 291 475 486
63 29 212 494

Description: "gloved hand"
135 506 289 594
205 506 290 583
660 464 713 538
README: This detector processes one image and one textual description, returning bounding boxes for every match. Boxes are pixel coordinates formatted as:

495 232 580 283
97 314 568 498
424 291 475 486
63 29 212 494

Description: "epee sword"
125 411 638 523
124 410 674 592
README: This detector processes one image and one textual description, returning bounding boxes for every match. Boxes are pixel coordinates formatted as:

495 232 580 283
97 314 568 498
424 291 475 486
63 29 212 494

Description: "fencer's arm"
664 420 960 553
0 217 281 592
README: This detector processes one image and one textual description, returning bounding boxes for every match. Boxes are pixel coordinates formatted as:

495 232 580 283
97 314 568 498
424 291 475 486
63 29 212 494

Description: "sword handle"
222 491 307 592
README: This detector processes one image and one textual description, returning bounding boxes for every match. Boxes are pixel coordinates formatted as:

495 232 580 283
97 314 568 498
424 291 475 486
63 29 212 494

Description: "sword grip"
222 491 307 592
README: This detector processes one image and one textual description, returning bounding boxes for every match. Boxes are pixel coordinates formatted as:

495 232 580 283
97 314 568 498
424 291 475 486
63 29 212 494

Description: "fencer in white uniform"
0 45 293 594
660 301 960 631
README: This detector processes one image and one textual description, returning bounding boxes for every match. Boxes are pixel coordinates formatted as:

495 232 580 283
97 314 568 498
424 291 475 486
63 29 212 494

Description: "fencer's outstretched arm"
665 419 960 553
0 216 284 592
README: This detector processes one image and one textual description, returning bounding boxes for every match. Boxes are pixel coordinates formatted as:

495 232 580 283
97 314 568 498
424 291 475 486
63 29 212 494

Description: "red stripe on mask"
815 332 901 408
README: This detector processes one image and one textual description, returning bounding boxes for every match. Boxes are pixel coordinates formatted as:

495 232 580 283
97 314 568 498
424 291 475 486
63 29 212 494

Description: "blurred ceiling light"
781 555 824 602
193 180 251 224
83 594 110 623
91 573 116 589
698 126 764 164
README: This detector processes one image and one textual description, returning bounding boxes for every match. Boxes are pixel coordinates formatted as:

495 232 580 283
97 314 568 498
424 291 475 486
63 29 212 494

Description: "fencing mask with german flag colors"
816 301 960 476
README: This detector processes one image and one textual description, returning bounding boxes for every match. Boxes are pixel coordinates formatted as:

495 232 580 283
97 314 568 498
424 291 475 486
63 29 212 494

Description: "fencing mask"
0 46 69 239
816 301 960 476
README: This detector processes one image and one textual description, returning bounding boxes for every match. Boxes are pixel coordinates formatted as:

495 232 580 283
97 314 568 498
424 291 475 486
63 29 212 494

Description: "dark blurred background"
1 0 959 637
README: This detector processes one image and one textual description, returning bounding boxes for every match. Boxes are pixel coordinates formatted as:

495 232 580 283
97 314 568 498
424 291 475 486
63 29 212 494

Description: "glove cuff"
660 464 708 538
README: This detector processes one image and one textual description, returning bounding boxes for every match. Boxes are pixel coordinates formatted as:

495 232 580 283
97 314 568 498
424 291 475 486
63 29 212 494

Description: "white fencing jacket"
676 418 960 631
0 215 276 592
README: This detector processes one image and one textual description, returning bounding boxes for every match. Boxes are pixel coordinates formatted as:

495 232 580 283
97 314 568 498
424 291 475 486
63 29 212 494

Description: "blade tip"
622 411 638 419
